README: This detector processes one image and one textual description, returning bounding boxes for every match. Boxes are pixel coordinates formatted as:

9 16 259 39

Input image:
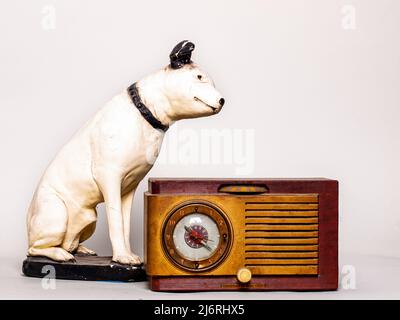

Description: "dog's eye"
197 75 203 80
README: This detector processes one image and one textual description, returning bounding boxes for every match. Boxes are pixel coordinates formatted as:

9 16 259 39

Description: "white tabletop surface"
0 252 399 300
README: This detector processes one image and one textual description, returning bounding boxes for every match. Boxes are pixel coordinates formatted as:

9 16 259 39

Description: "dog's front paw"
112 253 142 266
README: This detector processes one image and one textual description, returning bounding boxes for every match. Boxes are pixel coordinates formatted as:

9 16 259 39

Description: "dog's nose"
219 98 225 107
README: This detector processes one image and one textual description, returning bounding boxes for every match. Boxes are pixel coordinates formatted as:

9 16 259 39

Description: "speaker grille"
244 194 319 275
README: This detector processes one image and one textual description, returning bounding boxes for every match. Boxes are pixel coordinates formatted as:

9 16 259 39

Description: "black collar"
127 83 169 132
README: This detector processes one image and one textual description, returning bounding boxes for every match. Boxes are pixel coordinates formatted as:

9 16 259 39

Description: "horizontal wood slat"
246 203 318 210
245 245 319 251
245 231 318 238
245 210 318 217
245 252 318 258
245 224 318 231
246 217 318 224
245 265 318 275
245 238 318 245
245 258 318 265
245 195 318 203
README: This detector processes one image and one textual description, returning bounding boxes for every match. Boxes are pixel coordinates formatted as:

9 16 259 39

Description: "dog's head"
162 40 225 120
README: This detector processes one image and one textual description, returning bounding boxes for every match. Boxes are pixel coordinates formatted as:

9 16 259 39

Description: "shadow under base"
22 255 146 282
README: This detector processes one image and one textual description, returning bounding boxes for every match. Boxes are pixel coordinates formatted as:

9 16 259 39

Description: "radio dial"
163 202 232 272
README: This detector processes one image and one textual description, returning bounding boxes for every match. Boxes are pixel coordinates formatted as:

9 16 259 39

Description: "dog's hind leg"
75 221 97 255
61 207 97 255
27 192 74 262
28 247 75 262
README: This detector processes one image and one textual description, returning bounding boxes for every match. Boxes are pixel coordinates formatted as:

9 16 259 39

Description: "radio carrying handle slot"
217 184 269 194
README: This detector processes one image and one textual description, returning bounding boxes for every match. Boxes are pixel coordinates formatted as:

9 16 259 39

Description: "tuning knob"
237 268 252 283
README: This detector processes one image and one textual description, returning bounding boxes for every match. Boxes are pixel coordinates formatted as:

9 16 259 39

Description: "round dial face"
163 202 231 272
174 213 219 260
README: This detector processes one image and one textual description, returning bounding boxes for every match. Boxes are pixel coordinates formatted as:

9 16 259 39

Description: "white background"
0 0 399 299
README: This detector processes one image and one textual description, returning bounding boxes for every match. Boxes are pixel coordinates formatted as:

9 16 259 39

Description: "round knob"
237 268 252 283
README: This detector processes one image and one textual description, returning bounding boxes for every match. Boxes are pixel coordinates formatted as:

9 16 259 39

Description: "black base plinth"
22 255 146 282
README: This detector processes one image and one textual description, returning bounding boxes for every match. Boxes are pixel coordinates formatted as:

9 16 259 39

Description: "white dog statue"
27 41 225 265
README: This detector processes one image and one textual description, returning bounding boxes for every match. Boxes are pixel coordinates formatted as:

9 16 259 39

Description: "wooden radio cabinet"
144 178 338 291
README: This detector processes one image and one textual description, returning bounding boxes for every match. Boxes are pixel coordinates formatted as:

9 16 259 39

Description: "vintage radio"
144 178 338 291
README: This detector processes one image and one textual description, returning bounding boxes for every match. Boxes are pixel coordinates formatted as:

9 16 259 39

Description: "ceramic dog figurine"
27 40 225 265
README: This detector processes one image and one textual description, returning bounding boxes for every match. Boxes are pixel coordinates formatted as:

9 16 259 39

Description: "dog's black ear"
169 40 195 69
